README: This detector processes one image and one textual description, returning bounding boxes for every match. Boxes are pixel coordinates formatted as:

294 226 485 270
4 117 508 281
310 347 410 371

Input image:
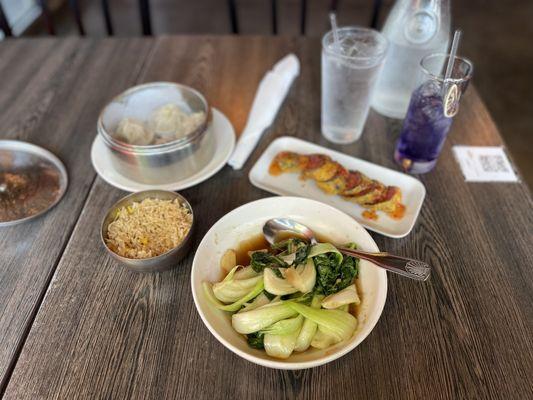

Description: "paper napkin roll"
227 54 300 170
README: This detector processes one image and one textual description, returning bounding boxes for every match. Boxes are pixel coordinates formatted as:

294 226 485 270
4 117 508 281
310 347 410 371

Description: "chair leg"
271 0 277 35
101 0 114 36
300 0 307 35
138 0 152 36
37 0 56 35
227 0 238 34
68 0 85 35
0 3 12 37
370 0 383 29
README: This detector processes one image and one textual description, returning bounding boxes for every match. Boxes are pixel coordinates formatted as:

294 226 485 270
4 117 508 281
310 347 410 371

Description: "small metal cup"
100 190 194 273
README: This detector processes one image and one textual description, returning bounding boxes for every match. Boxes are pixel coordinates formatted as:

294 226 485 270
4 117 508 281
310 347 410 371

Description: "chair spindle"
0 3 12 37
138 0 152 36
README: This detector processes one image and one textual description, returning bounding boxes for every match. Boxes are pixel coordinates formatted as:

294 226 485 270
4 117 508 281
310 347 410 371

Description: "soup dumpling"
177 111 206 138
115 118 154 145
149 104 187 138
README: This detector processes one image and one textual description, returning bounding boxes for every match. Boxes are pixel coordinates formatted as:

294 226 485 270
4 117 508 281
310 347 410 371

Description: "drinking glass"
321 27 388 144
394 53 473 173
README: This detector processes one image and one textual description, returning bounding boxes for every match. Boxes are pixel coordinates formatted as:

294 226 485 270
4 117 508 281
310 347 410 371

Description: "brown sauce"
0 167 61 223
234 234 270 266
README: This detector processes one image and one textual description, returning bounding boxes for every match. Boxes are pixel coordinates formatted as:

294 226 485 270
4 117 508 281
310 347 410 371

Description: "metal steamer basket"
98 82 212 185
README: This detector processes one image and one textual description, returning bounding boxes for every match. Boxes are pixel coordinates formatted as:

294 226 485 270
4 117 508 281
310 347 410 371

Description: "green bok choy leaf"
309 243 358 296
321 284 360 309
284 258 316 294
212 265 263 303
264 329 302 359
232 301 298 334
294 295 323 352
239 292 271 313
203 279 264 312
264 268 299 295
261 314 304 335
250 251 287 273
287 302 357 343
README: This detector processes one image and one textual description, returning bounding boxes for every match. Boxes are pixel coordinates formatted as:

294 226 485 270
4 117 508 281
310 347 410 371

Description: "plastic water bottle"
371 0 450 119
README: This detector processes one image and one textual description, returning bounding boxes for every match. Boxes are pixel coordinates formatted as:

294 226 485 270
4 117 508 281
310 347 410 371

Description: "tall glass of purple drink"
394 53 473 173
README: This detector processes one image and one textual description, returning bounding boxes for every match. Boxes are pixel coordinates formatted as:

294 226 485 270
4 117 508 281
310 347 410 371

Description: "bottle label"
443 83 460 117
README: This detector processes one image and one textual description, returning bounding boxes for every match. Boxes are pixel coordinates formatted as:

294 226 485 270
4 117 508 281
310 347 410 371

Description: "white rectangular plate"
249 136 426 238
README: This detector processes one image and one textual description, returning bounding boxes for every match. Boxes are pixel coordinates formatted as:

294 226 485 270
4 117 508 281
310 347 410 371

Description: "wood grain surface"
1 37 532 400
0 37 154 392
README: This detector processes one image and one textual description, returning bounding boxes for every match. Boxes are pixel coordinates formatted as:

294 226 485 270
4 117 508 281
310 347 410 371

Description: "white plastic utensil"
227 54 300 170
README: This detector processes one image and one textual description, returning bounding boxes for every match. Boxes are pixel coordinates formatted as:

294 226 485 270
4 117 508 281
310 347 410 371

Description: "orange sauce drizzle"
268 161 282 176
388 204 406 220
362 210 378 221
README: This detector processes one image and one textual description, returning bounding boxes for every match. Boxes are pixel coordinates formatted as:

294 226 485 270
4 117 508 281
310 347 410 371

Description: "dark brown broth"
234 234 270 266
233 232 331 266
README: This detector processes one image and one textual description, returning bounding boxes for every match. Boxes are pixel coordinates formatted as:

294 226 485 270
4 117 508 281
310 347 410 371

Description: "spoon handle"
339 248 431 281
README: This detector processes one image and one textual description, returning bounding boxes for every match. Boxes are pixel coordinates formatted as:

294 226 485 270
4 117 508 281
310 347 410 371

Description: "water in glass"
321 27 388 144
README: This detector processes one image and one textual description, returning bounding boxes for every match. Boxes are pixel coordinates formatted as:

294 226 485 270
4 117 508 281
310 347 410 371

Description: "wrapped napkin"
228 54 300 170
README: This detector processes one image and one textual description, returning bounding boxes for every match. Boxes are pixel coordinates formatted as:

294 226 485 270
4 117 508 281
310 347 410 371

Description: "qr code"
479 155 510 173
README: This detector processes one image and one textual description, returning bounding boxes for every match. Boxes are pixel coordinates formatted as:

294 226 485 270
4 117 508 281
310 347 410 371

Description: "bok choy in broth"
203 235 362 359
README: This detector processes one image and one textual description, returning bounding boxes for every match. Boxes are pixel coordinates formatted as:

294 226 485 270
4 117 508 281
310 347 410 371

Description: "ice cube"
339 36 358 53
345 46 360 58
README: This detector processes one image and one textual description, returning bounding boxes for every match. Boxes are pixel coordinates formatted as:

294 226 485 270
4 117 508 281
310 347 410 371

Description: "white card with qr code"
452 146 519 182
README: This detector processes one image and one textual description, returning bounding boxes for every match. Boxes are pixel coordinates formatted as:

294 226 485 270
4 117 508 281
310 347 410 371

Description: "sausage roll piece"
346 180 387 205
269 151 308 175
302 155 340 182
342 171 374 197
316 167 350 195
364 186 403 214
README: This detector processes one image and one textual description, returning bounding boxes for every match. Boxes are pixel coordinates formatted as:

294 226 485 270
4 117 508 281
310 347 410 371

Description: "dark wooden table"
0 36 531 400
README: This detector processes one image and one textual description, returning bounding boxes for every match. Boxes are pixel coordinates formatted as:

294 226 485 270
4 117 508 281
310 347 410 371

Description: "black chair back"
228 0 383 35
227 0 308 35
0 3 12 37
0 0 382 38
0 0 152 38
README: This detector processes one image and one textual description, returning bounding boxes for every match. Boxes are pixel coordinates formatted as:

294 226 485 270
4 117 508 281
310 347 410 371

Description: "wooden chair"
0 0 152 37
227 0 384 35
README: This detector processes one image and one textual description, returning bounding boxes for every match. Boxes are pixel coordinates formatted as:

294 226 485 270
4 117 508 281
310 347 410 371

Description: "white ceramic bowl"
191 197 387 369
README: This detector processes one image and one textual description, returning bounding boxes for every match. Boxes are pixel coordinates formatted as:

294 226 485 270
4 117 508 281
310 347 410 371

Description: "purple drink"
394 53 473 174
394 80 452 173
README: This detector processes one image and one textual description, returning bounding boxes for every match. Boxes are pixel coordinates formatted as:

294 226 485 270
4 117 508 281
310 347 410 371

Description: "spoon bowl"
263 217 317 245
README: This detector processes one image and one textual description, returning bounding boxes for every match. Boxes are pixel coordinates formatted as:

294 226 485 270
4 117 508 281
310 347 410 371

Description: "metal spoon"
263 218 431 281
